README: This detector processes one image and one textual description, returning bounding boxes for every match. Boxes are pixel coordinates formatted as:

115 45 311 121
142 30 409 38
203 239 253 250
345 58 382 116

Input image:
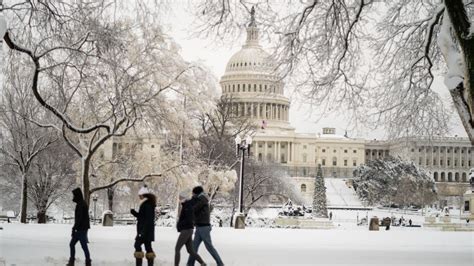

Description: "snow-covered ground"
325 178 363 207
1 223 472 266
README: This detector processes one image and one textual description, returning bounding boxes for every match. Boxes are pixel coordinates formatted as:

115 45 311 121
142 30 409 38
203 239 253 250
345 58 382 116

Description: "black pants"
70 230 90 260
175 229 204 266
134 237 153 253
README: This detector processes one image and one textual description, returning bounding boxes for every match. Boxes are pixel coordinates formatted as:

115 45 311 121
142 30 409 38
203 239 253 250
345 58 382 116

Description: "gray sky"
161 3 467 140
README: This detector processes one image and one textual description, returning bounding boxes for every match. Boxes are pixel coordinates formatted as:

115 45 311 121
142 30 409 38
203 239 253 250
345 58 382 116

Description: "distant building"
366 136 472 183
221 11 472 203
100 135 162 175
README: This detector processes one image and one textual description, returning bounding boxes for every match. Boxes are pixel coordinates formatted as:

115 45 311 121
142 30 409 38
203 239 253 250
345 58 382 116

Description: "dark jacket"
177 197 198 232
72 188 90 231
192 193 211 227
131 194 156 242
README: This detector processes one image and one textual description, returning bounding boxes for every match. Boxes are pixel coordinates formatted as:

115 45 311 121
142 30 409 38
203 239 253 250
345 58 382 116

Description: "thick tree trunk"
82 157 91 208
20 172 28 223
107 187 114 212
444 0 474 144
37 210 47 224
449 84 474 142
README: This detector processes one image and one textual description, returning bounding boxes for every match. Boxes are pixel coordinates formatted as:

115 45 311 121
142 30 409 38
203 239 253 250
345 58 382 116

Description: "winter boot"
134 251 144 266
66 258 74 266
145 252 156 266
85 259 92 266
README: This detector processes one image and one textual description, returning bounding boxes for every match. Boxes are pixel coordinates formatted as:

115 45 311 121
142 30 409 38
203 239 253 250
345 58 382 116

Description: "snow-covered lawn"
0 223 472 266
325 178 363 207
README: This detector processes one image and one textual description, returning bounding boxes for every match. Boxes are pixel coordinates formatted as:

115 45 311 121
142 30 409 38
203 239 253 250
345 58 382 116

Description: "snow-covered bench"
0 211 16 222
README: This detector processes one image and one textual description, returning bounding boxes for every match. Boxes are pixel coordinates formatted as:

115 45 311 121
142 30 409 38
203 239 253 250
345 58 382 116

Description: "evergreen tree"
312 164 328 218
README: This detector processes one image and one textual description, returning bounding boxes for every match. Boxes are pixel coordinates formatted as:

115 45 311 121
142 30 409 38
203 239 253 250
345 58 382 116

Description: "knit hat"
138 185 150 196
179 190 191 200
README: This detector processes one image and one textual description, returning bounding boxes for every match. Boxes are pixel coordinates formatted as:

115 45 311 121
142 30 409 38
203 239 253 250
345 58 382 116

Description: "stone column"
287 142 290 162
255 141 259 161
263 103 266 119
438 146 441 170
277 141 281 163
292 142 296 162
264 141 268 162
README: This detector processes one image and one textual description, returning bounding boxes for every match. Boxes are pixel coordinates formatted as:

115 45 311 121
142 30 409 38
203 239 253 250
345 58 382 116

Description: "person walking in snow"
329 212 333 220
175 192 206 266
131 185 157 266
186 186 224 266
67 188 91 266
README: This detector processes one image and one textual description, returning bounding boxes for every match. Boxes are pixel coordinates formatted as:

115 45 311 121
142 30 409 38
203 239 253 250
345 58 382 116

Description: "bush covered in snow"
353 156 437 207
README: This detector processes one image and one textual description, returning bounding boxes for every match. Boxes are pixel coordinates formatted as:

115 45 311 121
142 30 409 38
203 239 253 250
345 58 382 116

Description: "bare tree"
90 137 160 212
0 56 56 223
197 95 256 168
195 96 256 201
1 1 207 205
27 141 76 223
242 160 300 214
192 0 474 143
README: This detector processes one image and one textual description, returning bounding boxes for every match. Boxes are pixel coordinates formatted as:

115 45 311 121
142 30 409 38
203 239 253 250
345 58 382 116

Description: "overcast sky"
161 3 467 140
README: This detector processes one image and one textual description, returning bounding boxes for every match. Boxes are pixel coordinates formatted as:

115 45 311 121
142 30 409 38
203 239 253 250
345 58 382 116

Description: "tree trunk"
107 187 114 212
37 210 47 224
444 0 474 144
82 157 91 207
20 172 28 223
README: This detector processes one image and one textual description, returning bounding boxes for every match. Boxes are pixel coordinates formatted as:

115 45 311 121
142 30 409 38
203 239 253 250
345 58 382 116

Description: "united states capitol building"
220 12 473 201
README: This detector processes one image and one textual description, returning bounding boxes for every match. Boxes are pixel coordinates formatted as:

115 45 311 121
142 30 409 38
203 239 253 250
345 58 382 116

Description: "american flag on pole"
261 120 267 129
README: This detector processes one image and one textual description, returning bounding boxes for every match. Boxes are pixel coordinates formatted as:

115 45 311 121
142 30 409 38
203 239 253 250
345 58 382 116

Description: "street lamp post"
92 194 98 225
234 135 252 229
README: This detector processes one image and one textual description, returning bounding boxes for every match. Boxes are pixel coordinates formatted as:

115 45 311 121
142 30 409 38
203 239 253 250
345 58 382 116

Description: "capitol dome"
224 45 274 74
220 8 293 132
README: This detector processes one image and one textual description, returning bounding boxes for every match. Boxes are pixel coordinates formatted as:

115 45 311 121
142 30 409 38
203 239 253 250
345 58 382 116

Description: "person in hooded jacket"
175 192 206 266
67 188 91 266
131 185 157 266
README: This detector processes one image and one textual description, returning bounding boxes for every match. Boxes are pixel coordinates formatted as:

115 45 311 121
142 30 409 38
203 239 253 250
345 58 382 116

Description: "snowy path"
325 178 363 207
1 223 472 266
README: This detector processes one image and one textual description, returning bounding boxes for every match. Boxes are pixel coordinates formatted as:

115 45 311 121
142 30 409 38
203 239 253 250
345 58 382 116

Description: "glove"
131 209 138 216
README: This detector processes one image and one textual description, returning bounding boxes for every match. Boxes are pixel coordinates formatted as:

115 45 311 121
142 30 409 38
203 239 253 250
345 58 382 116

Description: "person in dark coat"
67 188 91 266
131 185 156 266
175 192 206 266
186 186 223 266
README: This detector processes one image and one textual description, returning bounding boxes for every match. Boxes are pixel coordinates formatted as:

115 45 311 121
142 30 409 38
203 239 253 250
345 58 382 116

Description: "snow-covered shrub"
353 156 437 207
